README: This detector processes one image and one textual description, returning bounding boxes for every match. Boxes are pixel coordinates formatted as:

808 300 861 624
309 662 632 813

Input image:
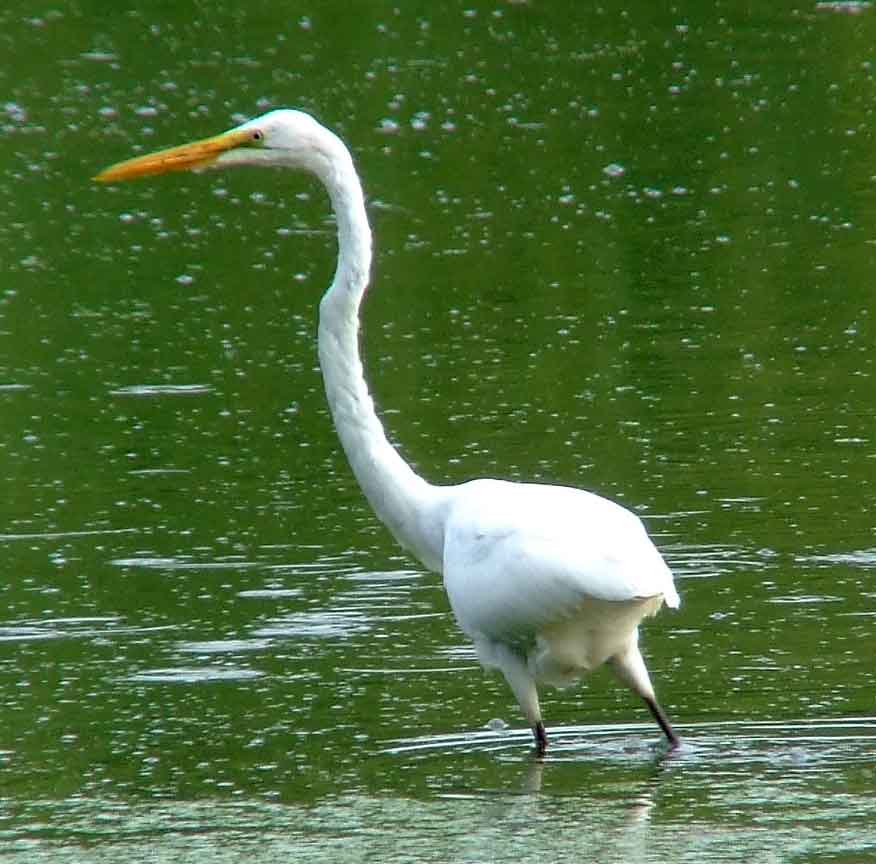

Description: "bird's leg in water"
533 721 548 757
644 697 679 749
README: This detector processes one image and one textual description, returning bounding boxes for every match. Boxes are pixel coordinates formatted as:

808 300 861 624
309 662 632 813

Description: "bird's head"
94 109 341 183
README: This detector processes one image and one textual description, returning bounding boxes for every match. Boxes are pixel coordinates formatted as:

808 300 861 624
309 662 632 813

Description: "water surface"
2 1 875 860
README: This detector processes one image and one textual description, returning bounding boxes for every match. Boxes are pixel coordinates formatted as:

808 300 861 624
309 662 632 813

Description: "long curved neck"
314 142 445 572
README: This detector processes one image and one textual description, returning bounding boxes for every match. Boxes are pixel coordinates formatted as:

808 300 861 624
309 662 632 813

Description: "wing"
442 479 678 642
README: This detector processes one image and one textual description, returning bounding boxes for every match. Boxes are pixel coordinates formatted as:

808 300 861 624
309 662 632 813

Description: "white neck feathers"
313 134 446 572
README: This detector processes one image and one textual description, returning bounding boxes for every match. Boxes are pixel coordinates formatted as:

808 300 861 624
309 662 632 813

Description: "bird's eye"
250 129 265 145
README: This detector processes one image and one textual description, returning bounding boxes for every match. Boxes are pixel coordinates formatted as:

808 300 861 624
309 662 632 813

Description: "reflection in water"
12 717 866 860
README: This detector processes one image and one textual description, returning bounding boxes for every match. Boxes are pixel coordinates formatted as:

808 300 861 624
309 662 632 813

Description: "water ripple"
0 528 138 542
176 639 273 654
124 667 264 684
109 384 213 397
254 610 371 639
110 556 258 571
0 617 172 642
796 549 876 568
385 716 876 768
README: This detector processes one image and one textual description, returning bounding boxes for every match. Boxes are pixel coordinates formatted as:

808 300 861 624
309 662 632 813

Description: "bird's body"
95 109 680 753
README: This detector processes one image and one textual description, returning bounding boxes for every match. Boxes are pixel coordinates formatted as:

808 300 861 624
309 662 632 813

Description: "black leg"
532 720 548 757
644 696 680 749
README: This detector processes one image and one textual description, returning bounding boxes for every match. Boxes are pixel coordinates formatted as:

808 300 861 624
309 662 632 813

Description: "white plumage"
442 478 679 747
96 109 681 754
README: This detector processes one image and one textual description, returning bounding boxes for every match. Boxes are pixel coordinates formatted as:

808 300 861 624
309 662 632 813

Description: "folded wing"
442 479 678 642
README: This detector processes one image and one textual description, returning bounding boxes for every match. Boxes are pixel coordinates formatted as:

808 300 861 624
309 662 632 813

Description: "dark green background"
1 2 875 860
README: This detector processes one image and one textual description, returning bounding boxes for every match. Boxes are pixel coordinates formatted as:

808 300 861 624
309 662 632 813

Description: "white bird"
95 109 681 755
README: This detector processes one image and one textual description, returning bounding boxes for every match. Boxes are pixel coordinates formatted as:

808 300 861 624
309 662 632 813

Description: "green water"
2 2 876 861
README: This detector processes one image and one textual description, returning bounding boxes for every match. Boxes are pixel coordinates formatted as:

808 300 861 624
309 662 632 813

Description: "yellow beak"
94 127 253 183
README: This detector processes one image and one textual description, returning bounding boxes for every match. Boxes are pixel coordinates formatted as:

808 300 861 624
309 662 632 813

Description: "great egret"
95 109 680 755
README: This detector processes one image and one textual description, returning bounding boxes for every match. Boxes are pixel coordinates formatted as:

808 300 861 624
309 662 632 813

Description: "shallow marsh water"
2 2 876 861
